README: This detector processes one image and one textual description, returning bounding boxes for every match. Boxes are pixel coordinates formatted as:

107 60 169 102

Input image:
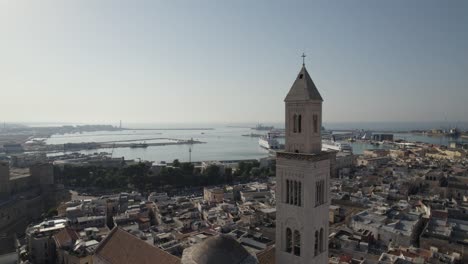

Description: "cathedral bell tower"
284 61 323 154
275 56 331 264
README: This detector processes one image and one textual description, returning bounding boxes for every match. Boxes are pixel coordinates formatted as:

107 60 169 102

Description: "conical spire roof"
284 65 323 102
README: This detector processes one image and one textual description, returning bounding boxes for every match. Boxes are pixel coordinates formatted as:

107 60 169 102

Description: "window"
315 183 317 206
320 228 324 253
298 182 302 206
319 181 321 205
321 180 324 204
316 180 326 206
322 180 326 204
314 231 319 256
315 181 319 206
299 74 303 79
293 114 297 133
289 180 294 205
313 114 318 133
293 114 302 133
294 181 298 205
298 115 302 133
286 180 302 207
286 228 292 253
294 230 301 256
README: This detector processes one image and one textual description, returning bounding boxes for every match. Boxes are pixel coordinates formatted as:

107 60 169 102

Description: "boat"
268 129 286 138
130 143 148 148
259 133 281 149
448 128 460 137
252 124 274 131
322 140 353 152
242 133 263 137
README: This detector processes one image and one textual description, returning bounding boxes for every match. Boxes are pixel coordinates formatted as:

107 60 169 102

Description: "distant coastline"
6 121 468 132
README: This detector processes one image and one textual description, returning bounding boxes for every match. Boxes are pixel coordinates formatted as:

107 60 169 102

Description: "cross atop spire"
301 52 306 66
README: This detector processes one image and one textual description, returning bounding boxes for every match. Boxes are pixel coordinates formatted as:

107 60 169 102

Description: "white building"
350 209 422 247
275 61 331 264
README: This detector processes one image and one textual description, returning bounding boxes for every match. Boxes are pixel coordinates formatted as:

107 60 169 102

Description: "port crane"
188 137 194 163
110 143 115 158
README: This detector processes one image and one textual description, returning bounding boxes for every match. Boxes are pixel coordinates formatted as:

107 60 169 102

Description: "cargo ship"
321 140 353 152
130 143 148 148
252 124 274 131
258 133 281 149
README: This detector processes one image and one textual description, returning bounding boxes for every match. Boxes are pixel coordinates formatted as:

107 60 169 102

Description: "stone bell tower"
275 56 331 264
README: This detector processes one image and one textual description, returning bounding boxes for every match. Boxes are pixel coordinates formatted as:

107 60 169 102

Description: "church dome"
181 234 258 264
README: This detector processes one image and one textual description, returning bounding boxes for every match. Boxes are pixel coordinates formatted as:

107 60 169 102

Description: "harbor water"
44 123 466 163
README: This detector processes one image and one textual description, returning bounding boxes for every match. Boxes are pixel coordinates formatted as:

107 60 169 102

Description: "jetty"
24 138 205 153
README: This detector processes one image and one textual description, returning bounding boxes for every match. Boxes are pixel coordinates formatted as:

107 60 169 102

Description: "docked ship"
258 133 281 150
130 143 148 148
252 123 274 131
322 140 353 152
449 128 461 137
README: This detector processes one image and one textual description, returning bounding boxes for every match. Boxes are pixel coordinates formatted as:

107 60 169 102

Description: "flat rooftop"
9 167 30 180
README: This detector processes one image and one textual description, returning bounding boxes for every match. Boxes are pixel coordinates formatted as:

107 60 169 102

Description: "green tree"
250 167 261 177
45 208 58 218
203 165 221 185
173 159 181 168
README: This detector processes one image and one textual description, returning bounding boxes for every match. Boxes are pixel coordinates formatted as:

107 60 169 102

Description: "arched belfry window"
298 115 302 133
294 230 301 256
319 228 324 253
286 180 302 206
294 181 298 205
289 180 294 204
298 182 302 206
293 114 297 133
314 231 319 256
286 228 292 253
313 114 318 133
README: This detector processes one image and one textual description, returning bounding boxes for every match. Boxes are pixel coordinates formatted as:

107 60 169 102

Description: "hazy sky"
1 0 467 125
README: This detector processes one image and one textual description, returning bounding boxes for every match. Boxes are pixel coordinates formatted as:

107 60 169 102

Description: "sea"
42 122 468 163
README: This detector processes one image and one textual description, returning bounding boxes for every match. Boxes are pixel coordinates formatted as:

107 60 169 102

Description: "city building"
2 143 23 154
275 62 331 263
10 153 47 168
0 161 10 198
0 235 18 264
53 227 96 264
93 227 180 264
203 187 224 204
1 162 70 236
334 152 354 178
350 209 423 247
26 218 68 264
356 156 391 167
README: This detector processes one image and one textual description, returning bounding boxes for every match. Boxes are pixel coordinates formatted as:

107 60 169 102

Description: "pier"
24 138 205 153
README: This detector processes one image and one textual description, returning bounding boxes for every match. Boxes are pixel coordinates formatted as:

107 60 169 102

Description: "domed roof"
182 234 258 264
